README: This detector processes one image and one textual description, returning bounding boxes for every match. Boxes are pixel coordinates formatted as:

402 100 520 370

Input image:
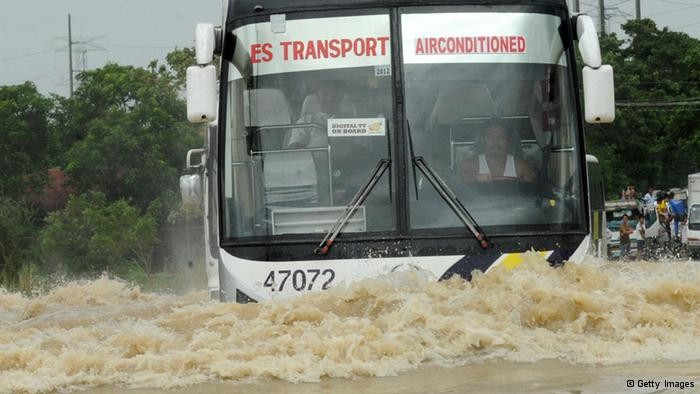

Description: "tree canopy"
0 82 53 199
0 48 201 288
586 19 700 197
57 62 200 212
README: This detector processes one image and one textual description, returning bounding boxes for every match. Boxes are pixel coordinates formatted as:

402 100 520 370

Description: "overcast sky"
1 0 699 97
0 0 223 96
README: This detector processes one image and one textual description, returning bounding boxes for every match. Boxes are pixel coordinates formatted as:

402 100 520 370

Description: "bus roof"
228 0 570 20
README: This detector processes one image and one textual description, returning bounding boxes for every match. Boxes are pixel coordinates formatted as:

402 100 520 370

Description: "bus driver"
287 81 345 149
459 120 536 183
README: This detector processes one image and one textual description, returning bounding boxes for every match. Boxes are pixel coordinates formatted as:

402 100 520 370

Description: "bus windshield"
223 12 395 239
403 9 585 233
221 6 585 241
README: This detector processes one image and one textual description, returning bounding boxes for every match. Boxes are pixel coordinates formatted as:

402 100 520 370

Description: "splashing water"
2 253 700 392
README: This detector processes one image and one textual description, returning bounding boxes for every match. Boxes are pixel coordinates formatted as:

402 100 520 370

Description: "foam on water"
2 253 700 392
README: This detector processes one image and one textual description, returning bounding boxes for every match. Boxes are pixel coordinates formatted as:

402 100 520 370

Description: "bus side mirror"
195 23 215 64
187 65 217 123
180 174 202 208
583 65 615 123
188 23 218 123
574 14 614 123
575 15 601 68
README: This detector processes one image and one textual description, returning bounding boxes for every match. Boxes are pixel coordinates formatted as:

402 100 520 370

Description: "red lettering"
293 41 304 60
437 37 446 53
329 39 340 58
490 37 499 52
261 43 273 62
377 36 390 55
366 37 377 56
465 37 473 52
280 41 292 60
415 38 424 55
305 40 317 59
251 43 272 63
316 39 328 58
340 39 352 57
455 37 465 53
353 38 365 56
410 35 527 55
428 38 437 54
499 36 509 52
250 43 263 64
477 36 486 52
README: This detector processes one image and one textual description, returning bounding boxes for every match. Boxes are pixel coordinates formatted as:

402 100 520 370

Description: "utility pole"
68 14 73 97
635 0 641 20
574 0 580 13
598 0 605 35
58 16 105 97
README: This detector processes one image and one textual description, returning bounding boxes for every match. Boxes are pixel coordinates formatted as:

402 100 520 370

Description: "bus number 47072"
263 269 336 292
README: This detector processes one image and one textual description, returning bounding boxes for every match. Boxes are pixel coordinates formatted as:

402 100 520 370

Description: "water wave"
2 253 700 392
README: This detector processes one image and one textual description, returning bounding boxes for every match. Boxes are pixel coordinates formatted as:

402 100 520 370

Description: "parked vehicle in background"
605 200 641 259
604 199 662 259
687 173 700 259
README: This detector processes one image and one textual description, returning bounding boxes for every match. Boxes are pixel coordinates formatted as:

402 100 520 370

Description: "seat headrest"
244 89 291 126
300 93 357 118
430 84 494 126
495 84 534 117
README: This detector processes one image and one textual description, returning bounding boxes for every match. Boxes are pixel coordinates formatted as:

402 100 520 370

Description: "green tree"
0 197 37 288
40 192 158 275
54 63 200 213
160 47 196 89
0 82 54 199
584 19 700 197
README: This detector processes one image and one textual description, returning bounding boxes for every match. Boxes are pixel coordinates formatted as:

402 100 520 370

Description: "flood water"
2 253 700 393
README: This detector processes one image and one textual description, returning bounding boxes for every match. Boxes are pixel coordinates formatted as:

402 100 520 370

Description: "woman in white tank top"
460 122 536 183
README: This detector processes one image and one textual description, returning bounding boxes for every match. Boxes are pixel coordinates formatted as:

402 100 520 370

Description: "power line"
104 43 180 49
2 72 64 86
648 4 700 18
72 14 186 20
0 18 61 31
657 0 700 7
0 48 54 62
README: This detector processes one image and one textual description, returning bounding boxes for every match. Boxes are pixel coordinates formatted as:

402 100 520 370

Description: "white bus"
183 0 615 302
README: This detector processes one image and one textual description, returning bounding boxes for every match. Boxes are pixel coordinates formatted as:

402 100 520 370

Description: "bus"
586 155 606 258
182 0 615 302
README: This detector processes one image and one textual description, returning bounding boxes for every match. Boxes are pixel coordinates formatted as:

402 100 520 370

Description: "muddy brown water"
2 253 700 393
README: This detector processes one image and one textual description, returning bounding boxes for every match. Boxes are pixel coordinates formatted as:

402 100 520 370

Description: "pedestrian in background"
636 214 646 260
643 185 655 207
619 214 634 259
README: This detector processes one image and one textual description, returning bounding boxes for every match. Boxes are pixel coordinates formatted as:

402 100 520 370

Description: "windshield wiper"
406 121 491 249
314 159 391 255
413 157 491 249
